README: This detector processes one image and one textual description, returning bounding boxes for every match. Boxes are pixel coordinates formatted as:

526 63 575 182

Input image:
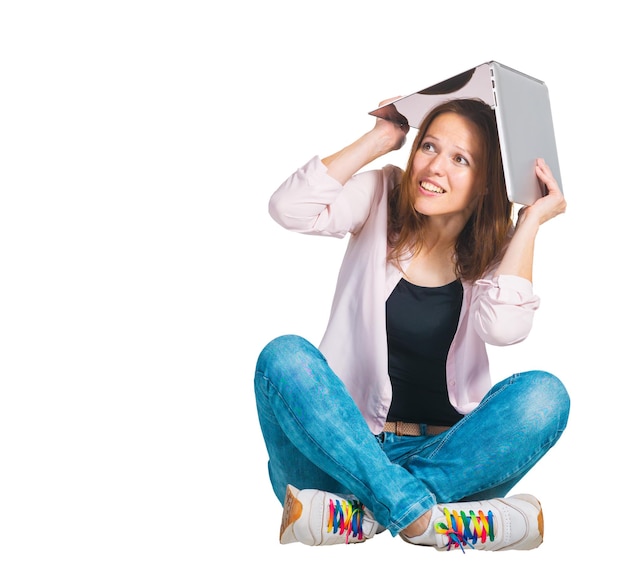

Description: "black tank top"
386 278 465 426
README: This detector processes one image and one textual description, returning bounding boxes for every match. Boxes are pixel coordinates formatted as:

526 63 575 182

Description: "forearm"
494 217 540 282
321 132 388 184
322 120 407 185
495 158 566 281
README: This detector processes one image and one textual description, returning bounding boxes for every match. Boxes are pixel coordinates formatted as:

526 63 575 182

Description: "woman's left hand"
517 158 567 227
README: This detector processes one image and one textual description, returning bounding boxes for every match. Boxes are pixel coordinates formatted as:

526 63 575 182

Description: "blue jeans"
254 334 570 536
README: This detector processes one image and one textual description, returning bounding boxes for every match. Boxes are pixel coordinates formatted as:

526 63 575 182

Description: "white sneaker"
403 494 544 551
279 484 381 546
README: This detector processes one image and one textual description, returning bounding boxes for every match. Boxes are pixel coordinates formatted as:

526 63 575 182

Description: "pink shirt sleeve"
268 156 386 237
471 274 540 346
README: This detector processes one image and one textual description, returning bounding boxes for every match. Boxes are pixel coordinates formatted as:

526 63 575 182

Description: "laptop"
369 61 563 206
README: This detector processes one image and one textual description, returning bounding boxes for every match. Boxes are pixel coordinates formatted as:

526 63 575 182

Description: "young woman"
254 98 569 551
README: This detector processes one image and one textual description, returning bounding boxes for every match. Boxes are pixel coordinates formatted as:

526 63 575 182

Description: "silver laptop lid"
369 61 562 205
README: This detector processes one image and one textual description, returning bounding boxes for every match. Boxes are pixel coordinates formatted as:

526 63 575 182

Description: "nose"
427 153 446 176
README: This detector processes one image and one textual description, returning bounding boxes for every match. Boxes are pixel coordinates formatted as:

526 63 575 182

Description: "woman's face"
410 112 484 222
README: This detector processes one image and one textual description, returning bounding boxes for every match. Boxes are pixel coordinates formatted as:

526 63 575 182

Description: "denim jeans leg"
398 370 570 503
254 334 433 535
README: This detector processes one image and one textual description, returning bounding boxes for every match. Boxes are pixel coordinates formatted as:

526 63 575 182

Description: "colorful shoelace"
327 498 365 543
435 506 495 552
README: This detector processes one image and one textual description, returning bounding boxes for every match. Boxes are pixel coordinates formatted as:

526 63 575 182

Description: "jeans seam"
427 374 518 458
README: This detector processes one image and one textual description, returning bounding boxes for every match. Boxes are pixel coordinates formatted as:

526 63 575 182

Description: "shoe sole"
280 485 303 544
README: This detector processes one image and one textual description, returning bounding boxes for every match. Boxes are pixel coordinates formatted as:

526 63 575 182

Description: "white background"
1 1 622 569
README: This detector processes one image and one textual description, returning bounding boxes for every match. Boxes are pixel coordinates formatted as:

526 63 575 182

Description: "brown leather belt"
383 421 451 437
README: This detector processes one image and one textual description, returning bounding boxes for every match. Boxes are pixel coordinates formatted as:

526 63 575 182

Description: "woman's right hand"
370 97 411 153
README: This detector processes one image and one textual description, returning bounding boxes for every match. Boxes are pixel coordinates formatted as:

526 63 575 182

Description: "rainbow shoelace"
435 506 495 551
326 498 365 543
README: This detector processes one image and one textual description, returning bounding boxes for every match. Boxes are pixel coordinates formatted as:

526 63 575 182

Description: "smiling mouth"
421 181 446 194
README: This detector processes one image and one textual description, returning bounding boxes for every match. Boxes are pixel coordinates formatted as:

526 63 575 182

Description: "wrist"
515 211 541 233
367 124 405 157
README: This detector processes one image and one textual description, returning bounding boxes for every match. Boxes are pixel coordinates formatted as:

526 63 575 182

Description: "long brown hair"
387 98 512 282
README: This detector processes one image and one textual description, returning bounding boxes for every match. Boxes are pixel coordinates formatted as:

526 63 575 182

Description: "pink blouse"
269 156 540 434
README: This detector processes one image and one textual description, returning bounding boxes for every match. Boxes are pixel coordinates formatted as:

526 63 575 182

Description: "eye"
421 141 435 152
454 154 470 166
